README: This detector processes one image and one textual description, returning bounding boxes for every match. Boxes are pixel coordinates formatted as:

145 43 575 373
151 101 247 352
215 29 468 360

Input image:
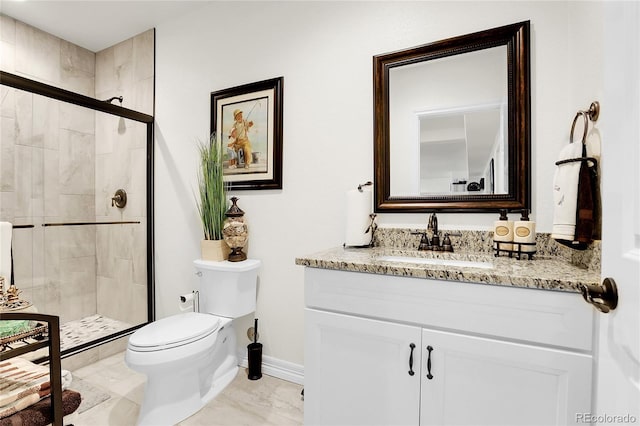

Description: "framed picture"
211 77 283 190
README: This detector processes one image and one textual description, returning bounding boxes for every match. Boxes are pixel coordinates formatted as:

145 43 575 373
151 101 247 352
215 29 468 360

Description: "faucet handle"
442 233 453 252
441 232 462 252
411 232 432 251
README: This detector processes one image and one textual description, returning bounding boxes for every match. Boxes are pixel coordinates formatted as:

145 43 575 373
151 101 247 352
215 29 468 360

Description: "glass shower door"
1 77 153 356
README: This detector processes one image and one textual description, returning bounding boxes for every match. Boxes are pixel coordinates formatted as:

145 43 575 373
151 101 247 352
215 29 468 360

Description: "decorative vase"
223 197 248 262
201 239 230 262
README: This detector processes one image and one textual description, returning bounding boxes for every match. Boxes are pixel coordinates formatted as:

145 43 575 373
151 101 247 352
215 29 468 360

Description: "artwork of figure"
227 109 254 169
212 76 283 190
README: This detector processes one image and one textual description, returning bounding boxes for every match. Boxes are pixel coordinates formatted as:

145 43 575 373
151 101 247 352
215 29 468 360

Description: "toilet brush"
247 318 262 380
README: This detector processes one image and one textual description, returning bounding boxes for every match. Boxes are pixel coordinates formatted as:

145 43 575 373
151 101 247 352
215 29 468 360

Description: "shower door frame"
1 70 155 356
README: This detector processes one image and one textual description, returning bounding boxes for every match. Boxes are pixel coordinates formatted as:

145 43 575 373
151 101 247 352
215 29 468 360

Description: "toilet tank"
193 259 261 318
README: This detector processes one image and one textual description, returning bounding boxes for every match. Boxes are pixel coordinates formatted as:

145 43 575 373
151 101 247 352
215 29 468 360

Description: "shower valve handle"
111 189 127 208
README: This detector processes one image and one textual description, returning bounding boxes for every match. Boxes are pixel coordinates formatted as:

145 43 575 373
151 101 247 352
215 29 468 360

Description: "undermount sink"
376 255 493 269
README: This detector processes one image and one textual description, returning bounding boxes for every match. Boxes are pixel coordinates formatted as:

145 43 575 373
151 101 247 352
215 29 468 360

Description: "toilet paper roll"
179 292 194 311
345 188 373 247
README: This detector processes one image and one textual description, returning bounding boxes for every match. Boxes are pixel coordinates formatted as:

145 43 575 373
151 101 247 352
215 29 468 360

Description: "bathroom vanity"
297 246 600 426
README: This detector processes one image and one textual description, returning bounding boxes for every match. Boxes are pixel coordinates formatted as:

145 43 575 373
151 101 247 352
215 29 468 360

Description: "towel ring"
570 101 600 145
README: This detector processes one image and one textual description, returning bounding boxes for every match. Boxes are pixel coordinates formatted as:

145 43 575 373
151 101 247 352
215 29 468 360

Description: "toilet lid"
129 312 220 351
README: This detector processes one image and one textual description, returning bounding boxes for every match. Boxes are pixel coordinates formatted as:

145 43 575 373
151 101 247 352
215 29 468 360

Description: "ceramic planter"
200 239 230 262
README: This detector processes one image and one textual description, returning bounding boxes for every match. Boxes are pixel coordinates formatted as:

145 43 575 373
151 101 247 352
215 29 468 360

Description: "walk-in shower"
1 71 154 357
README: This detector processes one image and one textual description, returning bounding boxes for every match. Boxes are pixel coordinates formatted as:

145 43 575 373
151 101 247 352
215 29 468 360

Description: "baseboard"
238 353 304 385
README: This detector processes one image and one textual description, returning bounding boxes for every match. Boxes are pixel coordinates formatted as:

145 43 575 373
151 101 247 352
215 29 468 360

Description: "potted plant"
197 134 230 261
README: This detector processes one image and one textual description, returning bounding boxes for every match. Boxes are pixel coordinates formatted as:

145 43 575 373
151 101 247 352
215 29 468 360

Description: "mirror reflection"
418 104 507 195
389 46 508 197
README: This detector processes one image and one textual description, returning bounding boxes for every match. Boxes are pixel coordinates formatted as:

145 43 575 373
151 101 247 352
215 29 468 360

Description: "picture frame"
211 77 284 190
489 158 495 194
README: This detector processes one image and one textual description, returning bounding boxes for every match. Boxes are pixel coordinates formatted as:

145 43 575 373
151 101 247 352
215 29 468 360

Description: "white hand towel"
551 143 584 241
0 221 12 283
61 369 73 390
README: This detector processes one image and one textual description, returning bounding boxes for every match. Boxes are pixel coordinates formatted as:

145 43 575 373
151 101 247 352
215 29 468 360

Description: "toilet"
125 258 261 426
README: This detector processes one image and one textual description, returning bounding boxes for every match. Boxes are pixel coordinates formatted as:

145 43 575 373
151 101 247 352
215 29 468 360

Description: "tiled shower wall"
94 30 153 326
0 14 153 327
0 15 98 322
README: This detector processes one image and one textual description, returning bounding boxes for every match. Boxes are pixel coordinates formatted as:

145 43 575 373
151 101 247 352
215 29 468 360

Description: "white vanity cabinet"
419 328 592 426
304 267 594 426
305 309 422 425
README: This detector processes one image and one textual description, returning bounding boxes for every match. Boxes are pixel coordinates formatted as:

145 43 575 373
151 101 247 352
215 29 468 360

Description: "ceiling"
1 1 211 52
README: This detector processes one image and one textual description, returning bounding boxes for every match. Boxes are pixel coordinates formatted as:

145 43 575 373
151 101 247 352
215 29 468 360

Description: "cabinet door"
420 328 592 426
305 308 422 426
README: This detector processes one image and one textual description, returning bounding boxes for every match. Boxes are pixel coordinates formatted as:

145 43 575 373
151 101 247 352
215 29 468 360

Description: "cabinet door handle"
408 343 416 376
426 345 434 380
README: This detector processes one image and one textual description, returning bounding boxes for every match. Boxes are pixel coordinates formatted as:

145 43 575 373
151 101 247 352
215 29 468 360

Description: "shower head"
104 96 123 105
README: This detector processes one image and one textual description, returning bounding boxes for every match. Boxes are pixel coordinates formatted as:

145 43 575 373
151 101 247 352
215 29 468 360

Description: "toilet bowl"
125 259 260 426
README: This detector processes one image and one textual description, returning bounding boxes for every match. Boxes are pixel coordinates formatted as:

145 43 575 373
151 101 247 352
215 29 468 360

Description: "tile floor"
60 315 131 351
70 351 304 425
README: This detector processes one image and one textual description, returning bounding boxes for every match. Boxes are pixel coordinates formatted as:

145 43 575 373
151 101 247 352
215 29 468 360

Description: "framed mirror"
374 21 530 212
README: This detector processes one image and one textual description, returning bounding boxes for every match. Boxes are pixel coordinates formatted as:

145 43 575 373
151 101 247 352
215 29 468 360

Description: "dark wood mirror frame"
374 21 530 213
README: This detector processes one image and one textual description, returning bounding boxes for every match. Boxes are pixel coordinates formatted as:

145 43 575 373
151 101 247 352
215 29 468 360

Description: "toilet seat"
128 312 221 352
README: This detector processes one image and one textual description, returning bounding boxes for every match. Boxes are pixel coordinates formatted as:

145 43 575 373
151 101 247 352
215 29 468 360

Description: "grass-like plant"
197 134 227 240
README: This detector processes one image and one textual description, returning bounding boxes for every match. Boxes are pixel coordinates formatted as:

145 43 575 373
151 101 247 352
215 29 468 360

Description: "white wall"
154 1 604 366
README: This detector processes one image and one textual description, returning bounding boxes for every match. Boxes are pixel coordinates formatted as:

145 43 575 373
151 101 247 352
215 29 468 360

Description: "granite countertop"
295 246 601 293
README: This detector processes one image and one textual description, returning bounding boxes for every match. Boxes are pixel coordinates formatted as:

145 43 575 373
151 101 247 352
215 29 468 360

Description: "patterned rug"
0 360 109 417
70 377 112 414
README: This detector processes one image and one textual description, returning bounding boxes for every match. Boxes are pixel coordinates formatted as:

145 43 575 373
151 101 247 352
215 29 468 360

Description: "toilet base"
137 357 238 426
200 353 239 405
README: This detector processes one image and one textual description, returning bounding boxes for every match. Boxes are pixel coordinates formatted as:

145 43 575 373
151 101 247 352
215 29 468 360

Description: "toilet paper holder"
358 181 376 246
180 290 200 312
344 181 377 248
